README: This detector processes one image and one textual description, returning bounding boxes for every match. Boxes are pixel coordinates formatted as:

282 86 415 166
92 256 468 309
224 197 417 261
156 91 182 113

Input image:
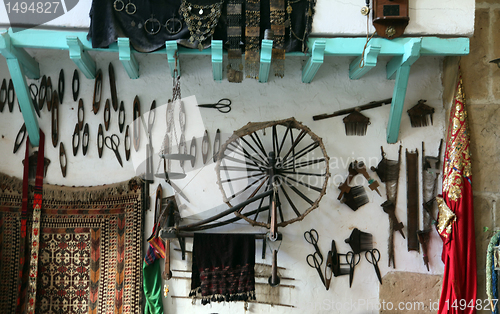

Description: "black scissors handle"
198 98 232 113
307 252 326 286
105 134 123 167
365 249 382 284
304 229 323 263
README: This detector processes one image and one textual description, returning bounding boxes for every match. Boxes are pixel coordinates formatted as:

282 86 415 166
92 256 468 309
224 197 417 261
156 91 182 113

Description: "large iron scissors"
304 229 323 264
307 251 326 287
346 251 360 287
198 98 232 113
105 134 123 167
365 248 382 284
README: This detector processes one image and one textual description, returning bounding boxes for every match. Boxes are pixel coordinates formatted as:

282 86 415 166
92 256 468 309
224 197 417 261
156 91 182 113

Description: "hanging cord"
359 0 376 68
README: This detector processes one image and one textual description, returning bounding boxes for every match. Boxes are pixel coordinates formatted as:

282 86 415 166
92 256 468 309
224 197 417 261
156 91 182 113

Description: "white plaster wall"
0 0 475 36
0 48 447 313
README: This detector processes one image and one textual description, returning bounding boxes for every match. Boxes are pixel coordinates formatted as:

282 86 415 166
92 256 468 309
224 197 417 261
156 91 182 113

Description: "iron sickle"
38 75 47 111
97 124 104 158
72 69 79 101
190 136 196 167
118 101 125 133
13 124 26 154
104 99 111 131
213 129 220 162
108 62 118 111
59 142 67 177
202 129 209 164
92 69 103 114
133 95 140 151
7 79 14 112
72 123 80 156
124 125 131 161
77 99 84 130
0 79 6 112
82 123 89 156
51 91 59 147
46 77 53 111
58 69 64 104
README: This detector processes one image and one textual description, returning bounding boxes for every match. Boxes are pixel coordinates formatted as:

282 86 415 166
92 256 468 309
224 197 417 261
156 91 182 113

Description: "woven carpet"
0 173 144 314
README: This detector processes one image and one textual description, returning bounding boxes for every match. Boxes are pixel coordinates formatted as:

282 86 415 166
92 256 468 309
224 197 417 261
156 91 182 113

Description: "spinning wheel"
215 117 330 229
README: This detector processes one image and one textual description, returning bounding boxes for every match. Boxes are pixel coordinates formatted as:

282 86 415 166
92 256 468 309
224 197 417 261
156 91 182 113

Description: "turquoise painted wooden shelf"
0 28 469 146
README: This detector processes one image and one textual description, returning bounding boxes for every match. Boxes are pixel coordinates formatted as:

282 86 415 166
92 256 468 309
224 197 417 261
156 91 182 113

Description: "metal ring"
114 0 124 11
144 17 161 35
125 2 136 15
165 17 183 35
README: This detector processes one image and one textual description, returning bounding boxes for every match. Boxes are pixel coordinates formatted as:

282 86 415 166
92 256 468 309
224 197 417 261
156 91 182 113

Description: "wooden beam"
166 40 179 77
211 40 223 81
302 40 325 83
259 39 273 83
386 39 422 144
118 38 139 79
67 36 96 79
349 45 381 80
0 31 40 79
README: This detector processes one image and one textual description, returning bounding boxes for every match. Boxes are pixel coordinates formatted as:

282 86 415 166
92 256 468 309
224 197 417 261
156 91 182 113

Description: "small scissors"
198 98 232 113
29 83 41 117
365 248 382 284
346 251 360 287
304 229 323 264
105 134 123 167
307 251 326 287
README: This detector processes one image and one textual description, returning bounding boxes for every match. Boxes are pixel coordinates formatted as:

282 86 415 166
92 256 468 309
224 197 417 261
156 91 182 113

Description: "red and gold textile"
437 73 477 314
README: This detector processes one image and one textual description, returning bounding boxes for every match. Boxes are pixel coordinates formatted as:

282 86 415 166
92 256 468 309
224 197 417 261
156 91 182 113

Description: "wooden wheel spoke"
237 176 269 213
221 165 264 173
228 174 267 201
280 174 323 193
281 130 307 171
279 184 301 217
249 132 268 159
282 157 326 171
283 179 314 205
221 172 266 184
282 141 320 167
227 141 267 168
280 170 326 177
272 125 278 157
278 122 292 156
253 180 272 221
240 136 268 165
222 153 266 169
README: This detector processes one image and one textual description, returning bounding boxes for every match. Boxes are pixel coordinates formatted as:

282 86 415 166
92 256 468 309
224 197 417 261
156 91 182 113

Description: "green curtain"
143 259 164 314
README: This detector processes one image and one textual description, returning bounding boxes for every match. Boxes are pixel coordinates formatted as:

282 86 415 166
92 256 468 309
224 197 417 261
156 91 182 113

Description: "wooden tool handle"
163 240 172 280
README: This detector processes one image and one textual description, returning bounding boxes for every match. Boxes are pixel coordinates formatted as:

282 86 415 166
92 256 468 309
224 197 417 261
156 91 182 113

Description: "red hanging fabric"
437 73 477 314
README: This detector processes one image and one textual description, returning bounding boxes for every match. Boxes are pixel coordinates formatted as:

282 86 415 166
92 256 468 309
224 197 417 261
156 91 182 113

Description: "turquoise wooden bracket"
118 38 139 79
0 31 40 146
259 39 273 83
386 38 422 144
166 41 180 77
67 36 96 79
302 40 326 83
0 31 40 79
349 45 381 80
211 40 223 81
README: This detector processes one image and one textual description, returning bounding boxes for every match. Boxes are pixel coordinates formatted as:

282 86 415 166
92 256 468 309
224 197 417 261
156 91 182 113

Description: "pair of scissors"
306 251 326 287
198 98 232 113
365 248 382 284
346 251 360 287
105 134 123 167
304 229 323 263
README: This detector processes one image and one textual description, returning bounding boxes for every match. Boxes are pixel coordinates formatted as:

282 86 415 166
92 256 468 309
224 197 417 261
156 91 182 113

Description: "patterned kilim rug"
0 173 144 313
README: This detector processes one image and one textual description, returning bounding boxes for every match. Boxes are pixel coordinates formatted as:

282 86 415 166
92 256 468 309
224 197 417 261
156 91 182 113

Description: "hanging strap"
21 131 45 314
